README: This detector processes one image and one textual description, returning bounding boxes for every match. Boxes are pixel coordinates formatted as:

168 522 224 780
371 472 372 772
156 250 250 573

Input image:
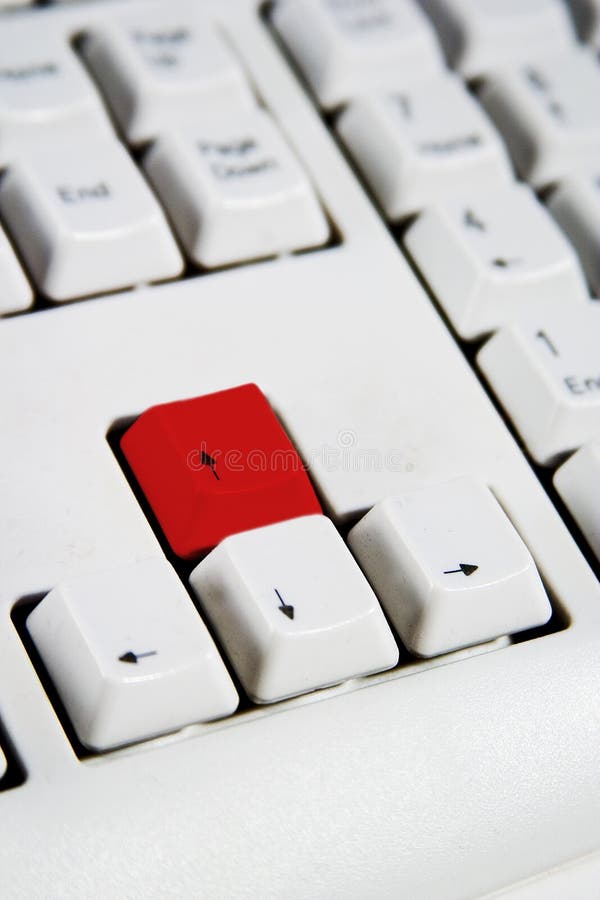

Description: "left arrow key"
26 559 239 751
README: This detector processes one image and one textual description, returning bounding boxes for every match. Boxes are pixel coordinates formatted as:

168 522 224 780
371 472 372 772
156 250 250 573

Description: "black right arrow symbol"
274 588 294 620
443 563 479 577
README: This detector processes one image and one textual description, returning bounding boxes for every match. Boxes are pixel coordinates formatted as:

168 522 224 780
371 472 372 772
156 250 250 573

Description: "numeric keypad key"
418 0 576 78
547 172 600 296
478 303 600 465
479 50 600 187
336 73 512 219
404 183 587 339
273 0 444 109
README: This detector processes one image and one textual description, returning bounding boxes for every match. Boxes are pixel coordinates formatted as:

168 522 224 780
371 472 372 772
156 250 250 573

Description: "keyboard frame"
0 1 599 897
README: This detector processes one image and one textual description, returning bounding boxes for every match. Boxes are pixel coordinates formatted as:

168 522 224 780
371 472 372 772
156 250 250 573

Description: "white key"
82 13 255 145
554 440 600 561
403 183 587 339
272 0 444 109
0 32 113 167
0 225 32 316
417 0 577 78
0 139 183 302
189 515 399 704
477 303 600 465
26 559 239 751
566 0 600 48
547 172 600 296
144 109 329 269
0 747 6 780
479 50 600 188
347 477 551 658
336 73 513 220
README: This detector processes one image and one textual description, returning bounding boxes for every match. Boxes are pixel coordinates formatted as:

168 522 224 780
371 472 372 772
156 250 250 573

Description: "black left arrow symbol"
492 257 521 268
443 563 479 577
118 650 158 664
274 588 294 620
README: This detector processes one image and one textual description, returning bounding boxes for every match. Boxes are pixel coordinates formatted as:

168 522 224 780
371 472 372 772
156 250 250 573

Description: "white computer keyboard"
0 0 599 897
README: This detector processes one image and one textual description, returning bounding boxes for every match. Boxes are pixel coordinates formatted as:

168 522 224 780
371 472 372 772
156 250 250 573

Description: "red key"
120 383 322 559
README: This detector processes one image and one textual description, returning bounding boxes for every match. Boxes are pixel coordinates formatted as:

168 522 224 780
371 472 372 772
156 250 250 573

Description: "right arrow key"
348 477 551 658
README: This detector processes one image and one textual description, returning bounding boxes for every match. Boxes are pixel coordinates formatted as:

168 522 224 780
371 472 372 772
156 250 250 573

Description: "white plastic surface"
478 303 600 465
547 172 600 297
26 559 239 750
479 49 600 188
144 108 329 267
336 72 512 220
190 515 399 702
347 477 551 657
0 138 183 300
0 2 599 899
0 30 113 166
417 0 577 78
554 440 600 561
0 747 6 780
272 0 444 109
82 10 256 144
0 225 32 315
404 182 588 339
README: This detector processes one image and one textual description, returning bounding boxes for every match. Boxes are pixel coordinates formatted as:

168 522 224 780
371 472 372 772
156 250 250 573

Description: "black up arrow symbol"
443 563 479 577
275 588 294 620
201 450 220 481
118 650 158 664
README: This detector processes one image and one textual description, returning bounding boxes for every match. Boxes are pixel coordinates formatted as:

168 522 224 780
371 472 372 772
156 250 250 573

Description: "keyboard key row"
25 376 552 753
0 10 253 159
0 113 329 306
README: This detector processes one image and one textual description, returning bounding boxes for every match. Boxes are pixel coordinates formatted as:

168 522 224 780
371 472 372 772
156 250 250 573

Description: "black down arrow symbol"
274 588 294 620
